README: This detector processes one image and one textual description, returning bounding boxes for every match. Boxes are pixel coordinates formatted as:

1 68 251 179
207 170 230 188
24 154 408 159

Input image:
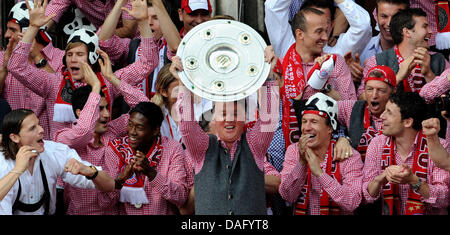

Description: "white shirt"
264 0 372 59
0 141 98 215
160 105 183 143
359 34 383 67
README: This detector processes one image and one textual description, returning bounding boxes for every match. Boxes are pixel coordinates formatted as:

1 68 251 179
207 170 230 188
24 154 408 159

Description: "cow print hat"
66 28 100 65
8 1 52 45
303 92 338 131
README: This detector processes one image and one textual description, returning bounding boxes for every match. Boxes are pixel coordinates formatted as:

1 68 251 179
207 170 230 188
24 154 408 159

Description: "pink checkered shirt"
2 43 64 140
358 54 450 97
8 38 158 140
280 53 357 101
362 134 450 215
337 100 383 131
420 68 450 103
176 82 279 174
279 142 364 215
54 81 149 215
45 0 133 28
102 136 189 215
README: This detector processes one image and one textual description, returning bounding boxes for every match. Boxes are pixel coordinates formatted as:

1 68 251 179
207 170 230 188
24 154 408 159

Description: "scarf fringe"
53 103 77 123
119 186 150 205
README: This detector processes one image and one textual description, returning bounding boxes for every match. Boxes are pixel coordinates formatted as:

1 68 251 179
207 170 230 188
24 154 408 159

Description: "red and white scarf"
381 131 428 215
54 70 111 122
294 140 341 215
109 136 163 205
394 45 425 93
281 43 335 149
357 104 382 162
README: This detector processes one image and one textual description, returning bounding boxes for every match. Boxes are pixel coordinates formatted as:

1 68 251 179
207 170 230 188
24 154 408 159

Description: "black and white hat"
67 28 99 64
302 92 338 130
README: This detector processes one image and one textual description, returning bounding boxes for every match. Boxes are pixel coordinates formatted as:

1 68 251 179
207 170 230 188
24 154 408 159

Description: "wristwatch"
85 165 98 180
35 58 47 68
322 83 332 93
410 177 423 192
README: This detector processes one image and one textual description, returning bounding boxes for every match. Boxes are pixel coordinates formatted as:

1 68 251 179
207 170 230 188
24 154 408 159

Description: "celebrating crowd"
0 0 449 216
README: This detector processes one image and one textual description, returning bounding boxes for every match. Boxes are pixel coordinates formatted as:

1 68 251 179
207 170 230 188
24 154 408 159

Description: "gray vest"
375 48 446 90
348 100 369 149
194 134 266 215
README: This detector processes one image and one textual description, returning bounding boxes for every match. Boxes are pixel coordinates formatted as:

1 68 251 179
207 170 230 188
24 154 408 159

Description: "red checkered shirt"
176 82 279 174
54 81 149 215
280 53 357 101
358 55 450 97
2 43 64 140
337 100 383 131
45 0 133 28
101 136 189 215
279 142 364 215
362 134 450 215
8 38 158 139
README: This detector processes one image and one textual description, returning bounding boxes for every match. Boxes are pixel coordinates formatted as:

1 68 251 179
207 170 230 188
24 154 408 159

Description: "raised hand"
396 55 415 83
170 56 183 82
25 0 55 28
422 118 440 137
344 51 363 83
122 0 149 22
13 146 39 174
97 49 118 85
80 61 100 93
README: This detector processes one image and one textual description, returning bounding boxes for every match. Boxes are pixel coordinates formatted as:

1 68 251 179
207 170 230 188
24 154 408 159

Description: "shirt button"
226 165 231 170
229 179 232 184
228 194 233 200
228 211 234 215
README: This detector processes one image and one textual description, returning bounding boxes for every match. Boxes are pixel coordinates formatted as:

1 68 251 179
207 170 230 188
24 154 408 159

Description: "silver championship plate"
176 19 270 102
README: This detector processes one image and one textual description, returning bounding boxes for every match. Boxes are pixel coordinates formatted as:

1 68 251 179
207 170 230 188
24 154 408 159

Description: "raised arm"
7 0 58 98
422 118 450 172
152 0 181 53
98 0 129 42
172 56 209 173
98 49 149 107
53 62 102 148
264 0 295 59
331 0 372 56
114 0 158 86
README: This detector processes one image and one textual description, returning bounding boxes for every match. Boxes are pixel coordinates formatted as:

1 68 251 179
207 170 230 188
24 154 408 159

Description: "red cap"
365 65 396 87
181 0 212 14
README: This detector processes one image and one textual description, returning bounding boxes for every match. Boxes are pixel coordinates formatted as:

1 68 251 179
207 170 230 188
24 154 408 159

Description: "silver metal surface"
176 19 270 102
